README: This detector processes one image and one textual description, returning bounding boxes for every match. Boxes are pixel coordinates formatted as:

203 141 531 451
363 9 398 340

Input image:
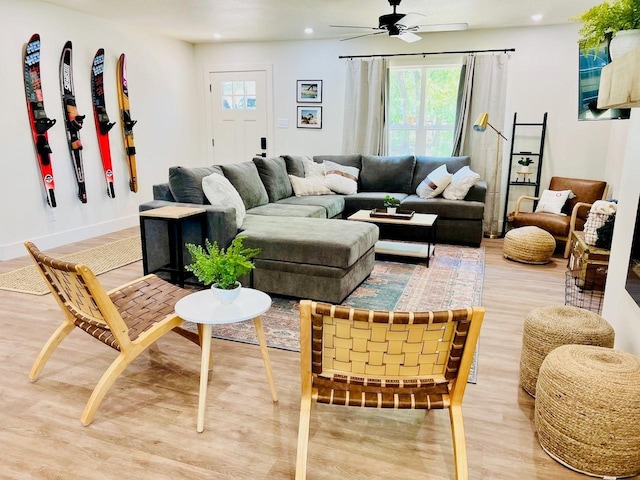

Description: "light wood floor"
0 229 628 479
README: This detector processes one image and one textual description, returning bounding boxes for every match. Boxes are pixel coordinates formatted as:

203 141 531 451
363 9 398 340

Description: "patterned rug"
0 236 142 295
206 244 484 355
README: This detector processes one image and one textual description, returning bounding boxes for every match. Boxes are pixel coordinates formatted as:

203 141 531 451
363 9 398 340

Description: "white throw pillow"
288 175 332 196
534 189 572 215
202 173 246 228
442 166 481 200
416 164 453 199
301 157 325 178
323 160 359 195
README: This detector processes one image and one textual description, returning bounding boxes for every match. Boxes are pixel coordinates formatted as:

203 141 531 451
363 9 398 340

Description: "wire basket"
565 268 607 314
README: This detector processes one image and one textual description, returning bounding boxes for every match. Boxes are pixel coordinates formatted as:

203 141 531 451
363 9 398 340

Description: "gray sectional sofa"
139 154 486 302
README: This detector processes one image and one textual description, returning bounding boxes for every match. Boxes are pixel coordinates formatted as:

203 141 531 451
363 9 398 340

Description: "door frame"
203 63 274 162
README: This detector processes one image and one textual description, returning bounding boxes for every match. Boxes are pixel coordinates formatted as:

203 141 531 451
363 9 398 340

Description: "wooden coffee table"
347 210 438 267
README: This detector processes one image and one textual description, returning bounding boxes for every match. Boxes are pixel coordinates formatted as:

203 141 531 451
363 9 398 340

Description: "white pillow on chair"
534 189 572 215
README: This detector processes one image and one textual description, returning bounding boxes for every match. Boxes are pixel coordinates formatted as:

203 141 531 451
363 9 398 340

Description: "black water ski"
23 33 57 208
59 41 87 203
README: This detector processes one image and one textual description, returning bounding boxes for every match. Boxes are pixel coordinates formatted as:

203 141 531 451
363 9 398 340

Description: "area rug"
0 235 143 295
204 244 484 381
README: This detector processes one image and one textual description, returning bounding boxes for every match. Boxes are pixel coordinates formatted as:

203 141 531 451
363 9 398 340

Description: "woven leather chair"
25 241 200 426
295 300 485 480
512 177 608 258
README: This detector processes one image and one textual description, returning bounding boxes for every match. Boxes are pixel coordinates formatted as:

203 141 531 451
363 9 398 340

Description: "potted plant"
571 0 640 59
185 236 260 304
518 157 534 173
383 194 401 214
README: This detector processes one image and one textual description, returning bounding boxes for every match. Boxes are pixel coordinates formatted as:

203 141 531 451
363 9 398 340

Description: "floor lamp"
473 113 508 239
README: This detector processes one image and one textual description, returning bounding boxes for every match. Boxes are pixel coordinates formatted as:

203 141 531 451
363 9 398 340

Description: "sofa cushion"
277 194 345 219
168 165 223 204
239 215 378 269
202 173 246 228
360 155 415 193
411 156 470 193
400 195 485 220
283 155 307 177
313 154 362 170
443 166 481 200
289 175 332 196
416 164 453 199
343 192 409 216
220 161 269 209
253 156 293 202
324 160 359 195
246 203 326 218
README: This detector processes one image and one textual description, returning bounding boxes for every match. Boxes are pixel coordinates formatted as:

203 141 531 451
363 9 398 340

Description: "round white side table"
175 287 278 432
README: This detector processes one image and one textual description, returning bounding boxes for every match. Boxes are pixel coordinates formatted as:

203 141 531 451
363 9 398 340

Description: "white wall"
0 0 197 259
194 25 619 187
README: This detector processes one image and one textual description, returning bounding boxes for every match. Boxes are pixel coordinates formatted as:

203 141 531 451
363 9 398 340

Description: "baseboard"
0 215 139 261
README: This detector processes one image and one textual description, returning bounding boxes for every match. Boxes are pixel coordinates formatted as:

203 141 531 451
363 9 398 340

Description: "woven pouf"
519 305 614 397
535 345 640 478
503 226 556 264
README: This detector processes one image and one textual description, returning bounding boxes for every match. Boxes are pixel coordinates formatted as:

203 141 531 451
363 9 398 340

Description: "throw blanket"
590 200 617 215
584 201 617 246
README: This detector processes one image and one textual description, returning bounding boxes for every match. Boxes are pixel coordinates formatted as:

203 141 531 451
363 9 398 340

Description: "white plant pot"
211 281 241 304
387 207 397 215
519 166 530 174
609 29 640 60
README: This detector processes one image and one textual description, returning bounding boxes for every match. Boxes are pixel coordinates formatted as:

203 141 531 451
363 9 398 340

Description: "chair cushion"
220 162 269 210
513 212 586 238
549 177 607 218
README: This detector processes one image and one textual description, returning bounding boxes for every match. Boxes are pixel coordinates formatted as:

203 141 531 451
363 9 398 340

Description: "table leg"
197 324 213 370
197 323 213 433
253 316 278 402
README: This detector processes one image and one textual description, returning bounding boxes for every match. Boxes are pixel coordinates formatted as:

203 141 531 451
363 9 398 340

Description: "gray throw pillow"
168 165 223 204
360 155 415 193
253 156 293 202
283 155 307 177
220 161 269 209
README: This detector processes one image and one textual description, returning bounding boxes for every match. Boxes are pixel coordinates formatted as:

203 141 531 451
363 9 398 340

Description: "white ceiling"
38 0 601 44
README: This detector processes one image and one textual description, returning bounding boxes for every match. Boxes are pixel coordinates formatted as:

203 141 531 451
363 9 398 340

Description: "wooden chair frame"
25 241 200 426
295 300 485 480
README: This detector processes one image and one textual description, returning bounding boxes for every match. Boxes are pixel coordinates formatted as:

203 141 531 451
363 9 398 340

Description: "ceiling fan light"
399 31 421 43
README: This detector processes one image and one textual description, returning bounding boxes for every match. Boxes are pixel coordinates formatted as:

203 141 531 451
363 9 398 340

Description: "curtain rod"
338 48 515 59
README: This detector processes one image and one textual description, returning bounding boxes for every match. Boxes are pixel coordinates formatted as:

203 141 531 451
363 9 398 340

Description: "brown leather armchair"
512 177 608 258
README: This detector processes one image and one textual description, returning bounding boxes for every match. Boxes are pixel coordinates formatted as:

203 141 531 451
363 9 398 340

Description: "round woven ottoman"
519 305 614 397
535 345 640 478
503 226 556 264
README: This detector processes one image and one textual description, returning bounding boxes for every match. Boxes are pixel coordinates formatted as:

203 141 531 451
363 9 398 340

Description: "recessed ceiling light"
213 33 222 39
531 13 543 21
304 27 314 34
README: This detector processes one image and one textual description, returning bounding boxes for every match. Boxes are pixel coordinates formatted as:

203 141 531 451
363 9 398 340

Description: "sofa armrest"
464 181 487 203
139 200 238 249
153 183 175 201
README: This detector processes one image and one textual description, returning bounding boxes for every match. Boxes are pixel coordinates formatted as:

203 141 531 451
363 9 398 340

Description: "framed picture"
297 106 322 129
297 80 322 103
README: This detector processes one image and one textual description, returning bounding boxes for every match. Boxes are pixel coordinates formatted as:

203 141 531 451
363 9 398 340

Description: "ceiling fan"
331 0 468 43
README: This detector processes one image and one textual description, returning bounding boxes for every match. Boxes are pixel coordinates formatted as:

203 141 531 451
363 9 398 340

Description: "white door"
209 70 268 163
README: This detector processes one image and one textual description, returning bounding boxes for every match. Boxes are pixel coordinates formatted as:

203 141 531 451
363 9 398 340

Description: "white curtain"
460 53 510 236
451 54 476 156
342 58 387 155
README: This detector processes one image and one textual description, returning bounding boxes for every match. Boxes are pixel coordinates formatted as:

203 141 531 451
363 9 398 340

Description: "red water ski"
91 48 116 198
24 33 57 207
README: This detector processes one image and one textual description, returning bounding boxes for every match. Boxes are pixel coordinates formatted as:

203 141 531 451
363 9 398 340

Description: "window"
387 65 461 156
221 80 257 110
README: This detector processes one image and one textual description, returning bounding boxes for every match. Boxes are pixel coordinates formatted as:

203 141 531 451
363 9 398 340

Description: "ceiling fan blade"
414 22 469 32
395 12 425 28
340 31 387 41
398 31 422 43
330 25 380 30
